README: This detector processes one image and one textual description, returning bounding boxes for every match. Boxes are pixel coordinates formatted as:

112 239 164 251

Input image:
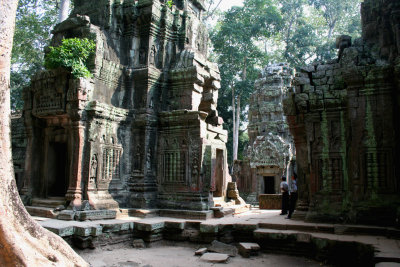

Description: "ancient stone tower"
234 63 295 204
18 0 231 215
284 0 400 225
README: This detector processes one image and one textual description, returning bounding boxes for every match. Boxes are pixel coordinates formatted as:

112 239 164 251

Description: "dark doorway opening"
213 149 224 197
47 142 68 197
264 176 275 194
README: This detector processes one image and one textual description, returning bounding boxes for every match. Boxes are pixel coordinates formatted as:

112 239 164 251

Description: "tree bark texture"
0 1 88 266
58 0 70 23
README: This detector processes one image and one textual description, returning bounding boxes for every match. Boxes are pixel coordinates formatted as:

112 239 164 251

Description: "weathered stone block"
238 242 261 258
259 194 281 209
57 210 76 221
208 240 238 257
200 223 219 234
75 210 117 221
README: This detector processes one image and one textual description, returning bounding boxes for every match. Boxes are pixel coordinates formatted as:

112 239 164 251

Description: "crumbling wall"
283 0 400 225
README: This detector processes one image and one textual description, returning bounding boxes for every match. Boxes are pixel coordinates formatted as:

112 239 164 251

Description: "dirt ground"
77 241 326 267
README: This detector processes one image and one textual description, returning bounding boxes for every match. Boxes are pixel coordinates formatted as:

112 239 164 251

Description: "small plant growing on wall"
44 38 96 78
167 0 174 8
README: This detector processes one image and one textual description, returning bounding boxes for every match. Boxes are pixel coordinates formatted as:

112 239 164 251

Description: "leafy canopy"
44 38 96 78
11 0 59 111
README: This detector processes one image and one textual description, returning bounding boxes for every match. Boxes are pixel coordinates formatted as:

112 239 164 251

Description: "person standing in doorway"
286 174 298 219
280 176 289 215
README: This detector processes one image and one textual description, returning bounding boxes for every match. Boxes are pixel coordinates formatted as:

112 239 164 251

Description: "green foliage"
210 0 361 162
11 0 59 111
44 38 96 78
166 0 174 8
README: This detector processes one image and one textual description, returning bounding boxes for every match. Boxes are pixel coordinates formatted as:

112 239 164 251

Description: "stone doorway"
46 142 69 197
263 176 275 194
213 149 224 197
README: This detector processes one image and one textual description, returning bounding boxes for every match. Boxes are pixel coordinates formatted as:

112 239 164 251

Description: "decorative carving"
90 154 98 184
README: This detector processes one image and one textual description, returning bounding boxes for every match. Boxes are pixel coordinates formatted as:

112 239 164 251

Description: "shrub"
44 38 96 78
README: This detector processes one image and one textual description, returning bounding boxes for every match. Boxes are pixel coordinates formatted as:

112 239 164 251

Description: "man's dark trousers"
288 192 298 218
281 192 289 215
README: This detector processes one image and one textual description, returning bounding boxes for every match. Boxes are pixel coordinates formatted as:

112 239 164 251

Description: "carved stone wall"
234 63 295 203
16 0 230 212
283 0 400 225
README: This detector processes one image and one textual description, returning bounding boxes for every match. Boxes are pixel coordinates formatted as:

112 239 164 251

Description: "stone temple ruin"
234 63 295 205
283 0 400 225
13 0 241 219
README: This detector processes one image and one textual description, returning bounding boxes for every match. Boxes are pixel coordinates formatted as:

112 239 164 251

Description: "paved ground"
77 241 327 267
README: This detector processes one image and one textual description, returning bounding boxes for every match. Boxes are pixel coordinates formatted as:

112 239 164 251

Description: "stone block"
195 248 208 256
312 70 326 79
208 240 238 257
135 221 165 231
300 65 315 73
296 233 312 243
317 64 334 72
200 253 229 263
74 226 92 237
234 223 258 232
228 190 239 198
259 194 281 209
45 226 75 237
200 223 219 234
238 242 261 258
313 77 328 86
75 210 117 221
227 182 237 190
91 226 103 236
57 210 76 221
101 222 131 233
164 221 185 230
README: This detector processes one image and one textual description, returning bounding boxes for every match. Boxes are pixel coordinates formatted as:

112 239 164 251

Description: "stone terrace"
35 210 400 266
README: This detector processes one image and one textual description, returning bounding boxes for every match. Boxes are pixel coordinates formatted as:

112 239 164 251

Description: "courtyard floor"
33 209 400 266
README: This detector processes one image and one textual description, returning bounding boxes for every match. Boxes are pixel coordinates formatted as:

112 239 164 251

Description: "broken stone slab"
208 240 238 257
238 242 260 258
75 210 117 221
132 239 146 249
195 248 207 256
200 253 229 263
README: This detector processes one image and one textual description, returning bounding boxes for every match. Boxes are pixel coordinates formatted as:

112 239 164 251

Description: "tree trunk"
0 1 88 266
232 87 237 162
233 96 240 161
58 0 70 23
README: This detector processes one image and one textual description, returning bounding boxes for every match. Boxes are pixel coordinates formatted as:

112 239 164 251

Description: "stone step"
31 197 65 208
26 206 59 219
119 208 159 218
258 221 400 238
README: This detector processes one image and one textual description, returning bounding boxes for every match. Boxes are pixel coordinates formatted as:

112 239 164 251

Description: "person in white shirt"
286 174 298 219
280 177 289 215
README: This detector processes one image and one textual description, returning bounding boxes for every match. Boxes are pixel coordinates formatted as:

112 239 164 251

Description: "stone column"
65 121 85 209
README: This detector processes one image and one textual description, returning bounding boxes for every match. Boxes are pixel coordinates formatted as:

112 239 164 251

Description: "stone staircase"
25 197 66 219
